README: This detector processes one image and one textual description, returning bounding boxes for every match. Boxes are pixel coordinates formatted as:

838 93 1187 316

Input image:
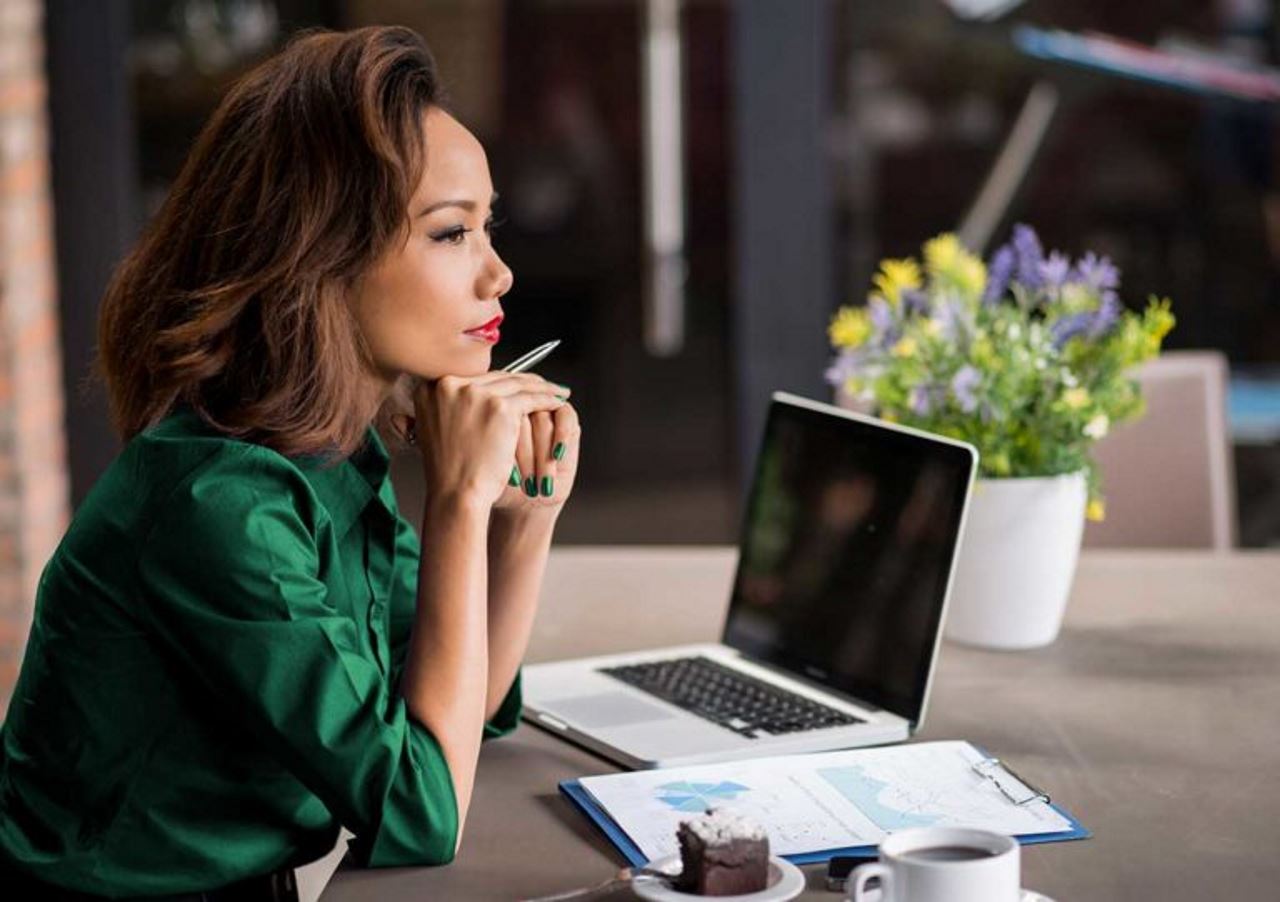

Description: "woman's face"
351 107 514 391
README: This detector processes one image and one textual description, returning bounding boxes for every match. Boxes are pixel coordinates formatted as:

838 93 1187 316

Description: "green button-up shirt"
0 407 521 896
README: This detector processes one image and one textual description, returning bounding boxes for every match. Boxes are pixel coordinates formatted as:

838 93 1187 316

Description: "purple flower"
1050 311 1093 349
1011 224 1045 290
1040 251 1072 291
983 245 1015 305
936 298 968 341
1074 252 1120 292
868 296 898 347
823 349 866 387
901 288 931 317
1052 291 1123 348
1088 291 1121 338
909 384 934 416
951 365 981 413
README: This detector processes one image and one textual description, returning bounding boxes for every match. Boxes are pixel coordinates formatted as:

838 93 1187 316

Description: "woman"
0 25 578 900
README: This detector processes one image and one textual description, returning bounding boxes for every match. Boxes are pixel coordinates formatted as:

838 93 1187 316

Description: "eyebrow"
415 192 500 218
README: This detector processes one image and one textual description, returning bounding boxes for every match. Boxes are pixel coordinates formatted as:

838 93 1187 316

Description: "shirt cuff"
355 717 459 867
483 669 523 740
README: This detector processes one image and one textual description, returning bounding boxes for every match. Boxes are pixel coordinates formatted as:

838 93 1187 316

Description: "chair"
1084 350 1237 549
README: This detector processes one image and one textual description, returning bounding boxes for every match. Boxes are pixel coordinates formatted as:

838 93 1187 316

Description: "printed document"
578 741 1074 861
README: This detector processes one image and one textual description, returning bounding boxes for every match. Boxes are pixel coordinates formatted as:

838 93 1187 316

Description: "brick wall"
0 0 71 713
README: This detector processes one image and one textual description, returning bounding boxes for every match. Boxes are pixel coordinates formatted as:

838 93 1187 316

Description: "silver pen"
501 339 561 374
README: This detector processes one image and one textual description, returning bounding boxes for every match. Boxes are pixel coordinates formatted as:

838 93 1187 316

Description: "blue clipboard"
558 750 1091 867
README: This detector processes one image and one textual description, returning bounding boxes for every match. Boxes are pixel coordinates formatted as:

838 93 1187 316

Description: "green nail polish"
540 476 554 497
509 466 520 487
553 442 566 461
524 476 537 497
556 394 568 402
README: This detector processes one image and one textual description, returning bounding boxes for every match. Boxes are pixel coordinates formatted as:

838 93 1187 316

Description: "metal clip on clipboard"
971 757 1051 807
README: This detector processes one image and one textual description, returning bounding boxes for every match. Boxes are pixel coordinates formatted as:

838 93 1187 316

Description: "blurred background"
1 1 1278 686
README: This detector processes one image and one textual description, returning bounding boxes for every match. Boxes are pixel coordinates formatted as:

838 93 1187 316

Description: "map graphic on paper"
656 780 751 812
818 766 941 831
578 741 1076 863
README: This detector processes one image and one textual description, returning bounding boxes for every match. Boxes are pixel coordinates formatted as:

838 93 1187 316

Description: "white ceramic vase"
945 471 1087 650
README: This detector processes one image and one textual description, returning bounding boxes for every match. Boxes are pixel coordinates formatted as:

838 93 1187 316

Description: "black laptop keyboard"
598 655 863 739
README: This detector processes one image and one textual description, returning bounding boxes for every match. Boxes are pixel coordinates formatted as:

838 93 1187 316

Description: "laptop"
523 391 978 769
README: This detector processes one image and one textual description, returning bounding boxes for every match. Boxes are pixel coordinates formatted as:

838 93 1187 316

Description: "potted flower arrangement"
824 225 1175 649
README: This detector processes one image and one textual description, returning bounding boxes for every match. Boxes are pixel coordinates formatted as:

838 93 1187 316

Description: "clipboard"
558 745 1090 867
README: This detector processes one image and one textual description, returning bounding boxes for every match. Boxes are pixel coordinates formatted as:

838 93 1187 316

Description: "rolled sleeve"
136 448 458 867
483 670 523 740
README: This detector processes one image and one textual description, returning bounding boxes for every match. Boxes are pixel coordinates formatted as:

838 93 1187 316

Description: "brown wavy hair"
97 25 446 459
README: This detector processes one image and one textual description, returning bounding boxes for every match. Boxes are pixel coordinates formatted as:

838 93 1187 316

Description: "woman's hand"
398 373 571 510
492 398 581 518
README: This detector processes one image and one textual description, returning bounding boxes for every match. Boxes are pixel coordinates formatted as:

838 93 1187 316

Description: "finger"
507 391 571 417
515 410 535 497
530 410 555 498
486 372 569 398
418 371 563 400
552 400 581 467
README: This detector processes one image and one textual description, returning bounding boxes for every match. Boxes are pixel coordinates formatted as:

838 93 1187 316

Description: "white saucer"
631 854 805 902
844 884 1054 902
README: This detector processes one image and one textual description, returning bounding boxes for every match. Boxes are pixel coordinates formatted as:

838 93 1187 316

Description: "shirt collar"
291 426 395 538
158 406 395 538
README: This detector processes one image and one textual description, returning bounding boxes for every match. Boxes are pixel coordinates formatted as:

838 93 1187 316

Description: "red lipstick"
465 314 503 344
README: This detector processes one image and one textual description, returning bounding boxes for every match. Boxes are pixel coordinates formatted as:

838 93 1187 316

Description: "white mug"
847 827 1020 902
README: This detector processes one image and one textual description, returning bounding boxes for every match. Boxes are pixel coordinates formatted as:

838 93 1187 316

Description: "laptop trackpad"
548 692 678 729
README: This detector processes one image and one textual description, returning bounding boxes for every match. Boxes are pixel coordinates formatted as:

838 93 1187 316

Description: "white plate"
631 854 806 902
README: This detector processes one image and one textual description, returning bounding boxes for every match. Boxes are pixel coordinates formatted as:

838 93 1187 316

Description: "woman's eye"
431 217 505 246
431 227 469 245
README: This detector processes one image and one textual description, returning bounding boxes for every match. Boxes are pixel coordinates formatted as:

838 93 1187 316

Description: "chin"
465 347 494 375
427 359 491 379
398 348 492 381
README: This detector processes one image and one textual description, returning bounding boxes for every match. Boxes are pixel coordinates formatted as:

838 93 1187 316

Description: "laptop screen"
723 394 975 725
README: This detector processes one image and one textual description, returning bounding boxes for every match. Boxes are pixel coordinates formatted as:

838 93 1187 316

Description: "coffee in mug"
899 845 1000 863
847 827 1019 902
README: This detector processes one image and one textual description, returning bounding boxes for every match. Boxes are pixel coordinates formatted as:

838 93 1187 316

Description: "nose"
482 245 514 300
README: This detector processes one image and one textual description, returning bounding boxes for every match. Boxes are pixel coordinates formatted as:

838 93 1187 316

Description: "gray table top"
323 548 1280 902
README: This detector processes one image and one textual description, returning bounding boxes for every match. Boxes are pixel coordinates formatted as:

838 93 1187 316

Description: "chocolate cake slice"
675 807 770 896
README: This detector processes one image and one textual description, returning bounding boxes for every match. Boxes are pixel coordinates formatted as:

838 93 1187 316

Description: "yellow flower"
923 318 943 338
880 410 900 424
1086 498 1106 522
924 234 963 274
828 306 871 349
924 233 986 300
1062 387 1090 410
872 258 922 307
891 336 918 358
1141 297 1177 358
955 255 987 300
